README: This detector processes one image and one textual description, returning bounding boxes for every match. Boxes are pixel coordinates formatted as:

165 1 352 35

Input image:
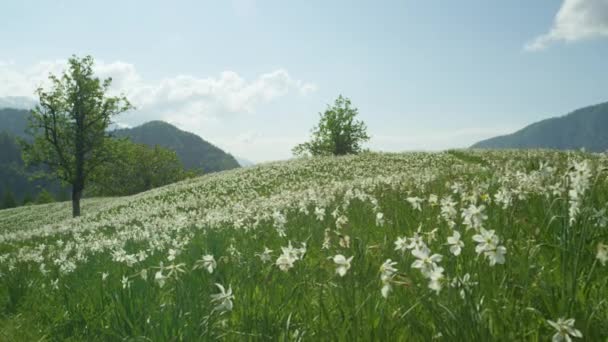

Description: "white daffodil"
121 275 130 289
314 207 325 221
332 254 354 277
154 270 167 288
394 236 408 253
406 197 423 211
547 317 582 342
462 204 487 230
427 266 444 294
194 254 217 274
597 242 608 266
473 228 507 266
380 259 398 298
210 283 234 313
376 212 385 227
256 247 273 263
485 245 507 266
411 246 443 277
447 230 464 256
276 253 295 272
472 228 498 254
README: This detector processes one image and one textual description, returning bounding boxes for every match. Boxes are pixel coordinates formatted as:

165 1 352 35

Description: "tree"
292 95 370 157
22 55 132 217
88 139 193 196
1 191 17 209
36 189 55 204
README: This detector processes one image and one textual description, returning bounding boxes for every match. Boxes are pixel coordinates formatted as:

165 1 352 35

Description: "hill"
0 107 29 138
471 101 608 151
0 151 606 340
0 109 240 202
114 121 240 173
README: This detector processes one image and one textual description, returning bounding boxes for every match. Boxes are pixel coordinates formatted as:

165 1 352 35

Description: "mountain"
236 156 256 167
471 102 608 151
0 109 239 203
0 107 29 138
0 96 37 111
113 121 240 173
0 109 68 203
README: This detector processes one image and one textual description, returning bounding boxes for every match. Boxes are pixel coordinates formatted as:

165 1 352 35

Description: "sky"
1 0 608 162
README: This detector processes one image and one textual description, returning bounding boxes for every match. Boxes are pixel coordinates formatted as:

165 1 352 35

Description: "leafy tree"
1 191 17 209
22 55 132 217
22 192 33 206
36 189 55 204
293 95 370 157
88 139 192 196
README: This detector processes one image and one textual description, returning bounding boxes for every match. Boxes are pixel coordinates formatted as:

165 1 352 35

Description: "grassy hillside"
0 151 607 340
472 101 608 151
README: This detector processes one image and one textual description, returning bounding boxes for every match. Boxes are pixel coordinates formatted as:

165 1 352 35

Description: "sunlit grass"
0 151 607 340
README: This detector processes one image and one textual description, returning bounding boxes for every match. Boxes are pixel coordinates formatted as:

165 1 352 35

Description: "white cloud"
0 59 316 124
525 0 608 51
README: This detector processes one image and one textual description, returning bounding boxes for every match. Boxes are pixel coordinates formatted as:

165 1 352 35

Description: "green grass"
0 151 607 341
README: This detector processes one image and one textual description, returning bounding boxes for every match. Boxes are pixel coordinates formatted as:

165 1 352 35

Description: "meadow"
0 150 607 341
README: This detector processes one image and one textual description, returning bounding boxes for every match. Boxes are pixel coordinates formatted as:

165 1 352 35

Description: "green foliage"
293 95 370 157
472 101 608 151
0 191 17 209
113 121 240 173
21 193 33 206
88 139 193 196
21 55 132 217
0 151 607 340
35 189 55 204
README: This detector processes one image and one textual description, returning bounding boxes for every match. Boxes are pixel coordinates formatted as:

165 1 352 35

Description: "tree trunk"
72 187 82 217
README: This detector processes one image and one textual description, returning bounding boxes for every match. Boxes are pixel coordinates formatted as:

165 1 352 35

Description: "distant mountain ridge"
113 121 240 173
471 102 608 152
0 108 240 202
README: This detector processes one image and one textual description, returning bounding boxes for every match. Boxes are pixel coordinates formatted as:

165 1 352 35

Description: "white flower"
447 230 464 256
276 254 295 272
440 196 458 228
256 247 273 263
332 254 354 277
472 228 498 255
121 275 131 289
154 270 167 288
322 229 332 250
101 272 109 281
427 266 444 294
406 197 423 211
406 231 426 251
314 207 326 221
450 273 477 299
485 245 507 266
472 228 506 266
339 235 350 248
376 212 385 227
210 283 234 313
462 204 487 230
336 215 348 229
547 317 582 342
596 242 608 266
494 188 513 209
428 194 439 206
394 236 408 253
567 160 592 226
411 246 443 277
194 254 217 274
380 259 398 298
167 248 177 262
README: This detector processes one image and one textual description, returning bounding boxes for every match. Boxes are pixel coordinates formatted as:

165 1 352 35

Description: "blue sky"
1 0 608 161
